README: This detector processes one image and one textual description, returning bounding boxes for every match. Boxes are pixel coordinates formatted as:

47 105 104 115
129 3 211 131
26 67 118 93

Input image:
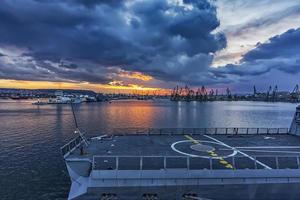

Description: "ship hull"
72 183 300 200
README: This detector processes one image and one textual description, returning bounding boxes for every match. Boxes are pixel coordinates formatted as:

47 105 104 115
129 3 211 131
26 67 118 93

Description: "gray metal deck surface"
67 133 300 170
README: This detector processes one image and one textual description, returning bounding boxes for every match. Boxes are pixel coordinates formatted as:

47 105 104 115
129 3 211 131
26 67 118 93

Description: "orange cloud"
108 80 124 86
119 71 153 81
0 79 169 95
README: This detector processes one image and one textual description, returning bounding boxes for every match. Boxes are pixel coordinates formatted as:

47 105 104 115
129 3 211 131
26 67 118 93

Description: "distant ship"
32 91 96 105
10 95 30 100
32 99 48 105
61 105 300 200
48 96 73 104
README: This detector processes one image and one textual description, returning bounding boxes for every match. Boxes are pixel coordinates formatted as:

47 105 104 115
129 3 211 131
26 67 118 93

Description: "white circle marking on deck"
171 140 237 159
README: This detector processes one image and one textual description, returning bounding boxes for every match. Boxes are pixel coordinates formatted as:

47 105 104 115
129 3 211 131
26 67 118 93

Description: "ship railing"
100 127 290 135
92 155 300 171
60 135 84 158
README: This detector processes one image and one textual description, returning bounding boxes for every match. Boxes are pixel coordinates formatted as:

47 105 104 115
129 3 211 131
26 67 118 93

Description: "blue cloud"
0 0 225 85
210 28 300 88
243 29 300 62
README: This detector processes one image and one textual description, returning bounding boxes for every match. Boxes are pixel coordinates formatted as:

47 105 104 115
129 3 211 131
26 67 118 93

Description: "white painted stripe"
234 146 300 149
91 134 108 140
171 140 238 159
232 149 300 154
203 135 272 169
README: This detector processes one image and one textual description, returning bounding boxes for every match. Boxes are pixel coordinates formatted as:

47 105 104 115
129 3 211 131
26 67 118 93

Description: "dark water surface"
0 100 297 199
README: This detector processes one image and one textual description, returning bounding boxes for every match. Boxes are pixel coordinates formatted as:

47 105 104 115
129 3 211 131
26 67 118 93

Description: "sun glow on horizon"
0 79 170 94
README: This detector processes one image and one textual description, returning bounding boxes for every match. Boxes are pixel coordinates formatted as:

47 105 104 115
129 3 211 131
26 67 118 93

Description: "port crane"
290 84 300 102
209 89 214 96
169 84 300 103
272 85 278 102
171 86 180 101
196 88 201 101
201 86 207 101
226 87 232 100
253 85 257 97
187 89 194 102
266 86 272 101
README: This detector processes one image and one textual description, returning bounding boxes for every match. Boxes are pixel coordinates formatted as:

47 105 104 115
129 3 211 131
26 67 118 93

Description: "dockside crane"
179 87 183 100
272 85 278 102
187 89 195 101
226 87 232 100
170 86 179 101
209 89 215 101
183 85 190 101
201 86 207 101
196 88 201 101
253 85 257 97
290 84 300 102
215 89 219 100
266 86 272 101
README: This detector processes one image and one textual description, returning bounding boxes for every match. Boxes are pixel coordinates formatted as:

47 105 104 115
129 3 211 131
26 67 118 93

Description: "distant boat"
33 96 84 105
48 96 72 104
10 95 29 100
85 96 97 102
71 97 83 104
32 92 98 105
32 99 48 105
80 95 97 102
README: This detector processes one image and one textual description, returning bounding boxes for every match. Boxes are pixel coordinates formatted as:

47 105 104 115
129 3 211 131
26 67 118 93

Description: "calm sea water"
0 99 298 200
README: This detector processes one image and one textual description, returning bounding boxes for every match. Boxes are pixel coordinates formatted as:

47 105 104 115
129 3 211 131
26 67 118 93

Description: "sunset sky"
0 0 300 93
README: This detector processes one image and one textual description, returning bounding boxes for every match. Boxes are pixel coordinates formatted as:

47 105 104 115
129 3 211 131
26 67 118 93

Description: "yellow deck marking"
219 160 228 164
210 152 218 157
184 135 199 144
184 134 235 169
225 164 234 169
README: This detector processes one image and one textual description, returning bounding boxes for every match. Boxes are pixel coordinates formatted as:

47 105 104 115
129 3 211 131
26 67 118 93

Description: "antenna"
71 102 78 129
70 103 89 146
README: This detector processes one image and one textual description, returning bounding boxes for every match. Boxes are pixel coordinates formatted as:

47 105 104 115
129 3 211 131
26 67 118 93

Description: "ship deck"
66 132 300 170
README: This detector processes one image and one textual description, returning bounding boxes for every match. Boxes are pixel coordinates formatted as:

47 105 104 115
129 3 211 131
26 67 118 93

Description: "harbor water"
0 99 298 200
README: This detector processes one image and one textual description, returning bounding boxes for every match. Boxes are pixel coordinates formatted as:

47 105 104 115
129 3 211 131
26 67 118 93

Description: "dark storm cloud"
0 0 226 85
0 58 112 84
0 59 54 82
211 63 272 77
243 29 300 62
71 0 124 8
211 28 300 80
59 62 78 70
